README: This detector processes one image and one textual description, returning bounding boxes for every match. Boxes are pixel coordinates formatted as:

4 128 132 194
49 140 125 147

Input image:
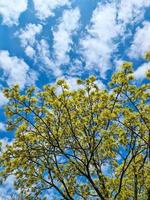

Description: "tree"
0 60 150 200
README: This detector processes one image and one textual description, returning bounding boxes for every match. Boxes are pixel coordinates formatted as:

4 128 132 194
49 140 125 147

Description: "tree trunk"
134 174 138 200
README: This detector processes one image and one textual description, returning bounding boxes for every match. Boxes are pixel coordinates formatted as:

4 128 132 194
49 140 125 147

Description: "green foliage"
145 51 150 61
0 60 150 200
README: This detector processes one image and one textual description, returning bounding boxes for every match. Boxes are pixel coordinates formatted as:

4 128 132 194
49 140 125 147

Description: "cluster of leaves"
0 61 150 200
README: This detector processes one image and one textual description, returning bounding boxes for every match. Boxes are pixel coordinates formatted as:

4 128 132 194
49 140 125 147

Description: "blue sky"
0 0 150 198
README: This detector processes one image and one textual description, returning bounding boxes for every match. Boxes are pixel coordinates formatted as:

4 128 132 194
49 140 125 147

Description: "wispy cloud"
118 0 150 26
17 23 43 58
128 21 150 59
0 175 16 200
134 62 150 79
0 122 5 132
52 8 80 66
36 39 62 77
0 0 27 26
0 91 8 107
80 2 120 77
0 51 37 89
33 0 70 20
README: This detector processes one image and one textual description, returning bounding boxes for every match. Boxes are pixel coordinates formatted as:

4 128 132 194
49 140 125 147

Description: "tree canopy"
0 59 150 200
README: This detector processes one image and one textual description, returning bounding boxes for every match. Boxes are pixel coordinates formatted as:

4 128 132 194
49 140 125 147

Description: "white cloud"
0 51 37 89
80 3 120 77
0 137 13 152
52 8 80 66
79 0 150 77
37 39 62 77
0 91 8 107
33 0 70 20
17 24 61 76
17 23 43 58
128 22 150 59
0 175 16 200
0 122 5 132
134 62 150 79
118 0 150 26
66 77 82 91
17 24 63 77
25 46 36 58
114 58 150 80
34 8 80 78
0 0 27 26
95 80 106 90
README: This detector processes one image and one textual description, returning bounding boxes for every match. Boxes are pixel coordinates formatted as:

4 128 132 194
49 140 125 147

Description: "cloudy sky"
0 0 150 198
